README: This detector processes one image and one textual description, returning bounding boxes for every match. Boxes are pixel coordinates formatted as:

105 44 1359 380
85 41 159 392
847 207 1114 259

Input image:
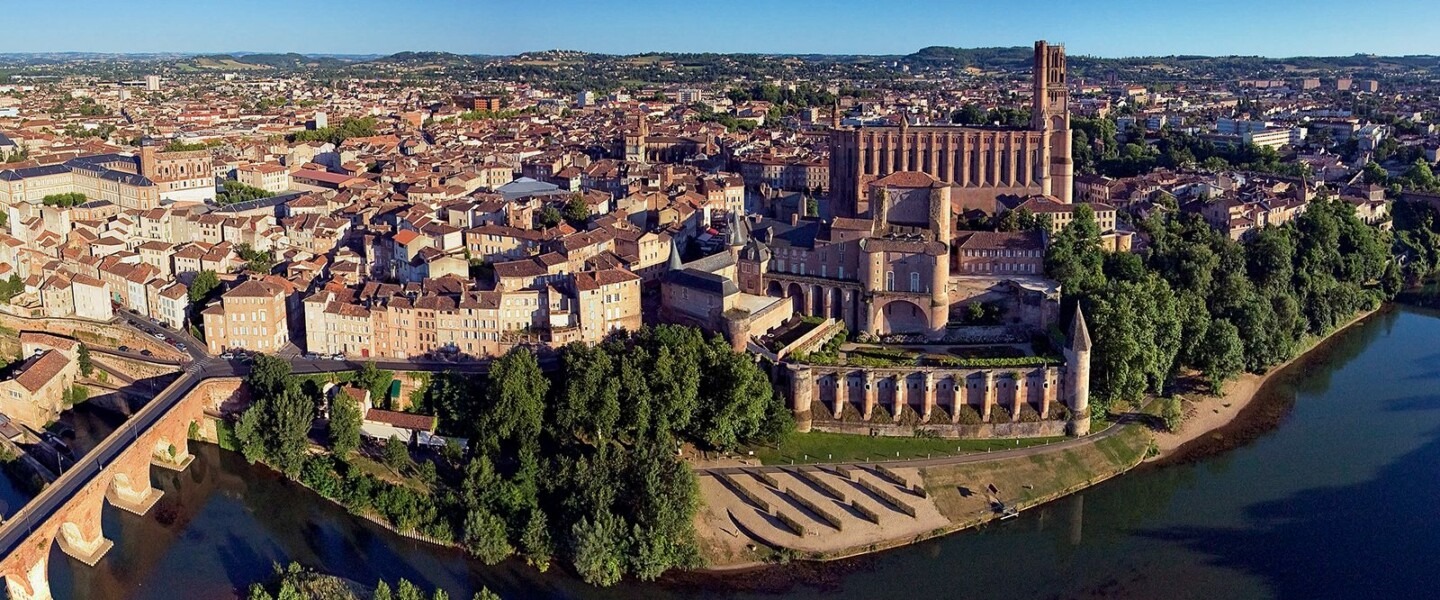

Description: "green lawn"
749 431 1068 466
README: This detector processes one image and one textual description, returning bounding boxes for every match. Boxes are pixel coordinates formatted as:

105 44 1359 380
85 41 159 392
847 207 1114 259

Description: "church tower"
1064 304 1092 436
623 112 649 164
1033 41 1074 203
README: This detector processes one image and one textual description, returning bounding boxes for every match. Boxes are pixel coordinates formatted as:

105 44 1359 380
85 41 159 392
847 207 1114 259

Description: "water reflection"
42 306 1440 600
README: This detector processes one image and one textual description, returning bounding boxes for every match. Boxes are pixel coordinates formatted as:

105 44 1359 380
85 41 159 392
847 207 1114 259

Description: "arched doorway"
876 299 930 335
786 282 806 315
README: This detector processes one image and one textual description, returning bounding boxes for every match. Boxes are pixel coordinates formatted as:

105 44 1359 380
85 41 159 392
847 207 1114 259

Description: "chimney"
790 212 799 226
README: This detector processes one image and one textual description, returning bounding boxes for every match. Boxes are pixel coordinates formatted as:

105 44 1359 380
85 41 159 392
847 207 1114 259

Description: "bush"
1161 397 1184 432
954 405 983 425
989 405 1012 424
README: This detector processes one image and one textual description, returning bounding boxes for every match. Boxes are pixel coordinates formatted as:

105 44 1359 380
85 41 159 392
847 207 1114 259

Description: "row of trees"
217 179 275 205
41 192 88 208
290 116 379 145
246 562 500 600
232 325 791 587
1392 199 1440 292
1046 196 1392 412
1070 117 1311 179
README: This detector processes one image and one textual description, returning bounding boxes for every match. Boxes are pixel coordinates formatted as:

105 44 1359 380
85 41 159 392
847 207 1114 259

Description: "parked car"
118 345 130 353
140 349 153 357
219 352 234 360
152 332 166 340
175 343 187 352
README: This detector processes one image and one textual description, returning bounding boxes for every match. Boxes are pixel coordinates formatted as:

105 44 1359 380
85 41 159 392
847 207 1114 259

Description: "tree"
77 344 93 378
395 580 425 600
1045 205 1107 298
556 343 619 443
571 511 625 586
1160 397 1184 432
689 337 781 450
267 388 315 476
383 435 410 473
463 506 514 564
189 270 220 303
564 193 590 224
355 362 393 408
951 103 986 125
246 354 293 400
520 509 553 571
537 206 563 230
328 393 362 457
484 348 548 447
474 589 501 600
1195 318 1245 394
1363 161 1388 185
374 581 392 600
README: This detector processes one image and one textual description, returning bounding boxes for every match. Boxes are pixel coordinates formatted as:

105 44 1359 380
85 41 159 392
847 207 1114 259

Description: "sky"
3 0 1440 58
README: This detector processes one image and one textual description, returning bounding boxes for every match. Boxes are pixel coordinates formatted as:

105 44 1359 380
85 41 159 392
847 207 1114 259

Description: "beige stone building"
236 163 291 194
0 349 79 428
201 279 290 354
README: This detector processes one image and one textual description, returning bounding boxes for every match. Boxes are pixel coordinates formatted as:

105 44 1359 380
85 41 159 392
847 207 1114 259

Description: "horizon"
3 0 1439 58
0 47 1433 61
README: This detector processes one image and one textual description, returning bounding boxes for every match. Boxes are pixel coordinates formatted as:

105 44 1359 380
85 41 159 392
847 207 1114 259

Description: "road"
114 308 207 363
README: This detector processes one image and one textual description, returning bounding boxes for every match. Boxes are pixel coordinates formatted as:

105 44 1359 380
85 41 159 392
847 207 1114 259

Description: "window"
885 271 895 291
910 272 920 292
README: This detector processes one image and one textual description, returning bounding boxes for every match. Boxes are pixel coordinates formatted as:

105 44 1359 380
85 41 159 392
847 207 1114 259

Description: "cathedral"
828 41 1073 215
663 41 1071 346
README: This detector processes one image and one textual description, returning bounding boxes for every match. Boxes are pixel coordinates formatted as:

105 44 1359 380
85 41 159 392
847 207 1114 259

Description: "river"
38 305 1440 599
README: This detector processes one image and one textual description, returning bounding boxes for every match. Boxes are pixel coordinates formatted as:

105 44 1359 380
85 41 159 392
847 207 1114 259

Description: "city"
0 1 1438 599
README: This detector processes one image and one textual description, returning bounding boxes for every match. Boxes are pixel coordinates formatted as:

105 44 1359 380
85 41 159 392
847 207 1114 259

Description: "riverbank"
693 422 1152 570
1151 306 1384 464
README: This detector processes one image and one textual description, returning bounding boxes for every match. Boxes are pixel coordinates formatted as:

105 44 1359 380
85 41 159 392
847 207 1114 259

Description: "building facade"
828 41 1074 214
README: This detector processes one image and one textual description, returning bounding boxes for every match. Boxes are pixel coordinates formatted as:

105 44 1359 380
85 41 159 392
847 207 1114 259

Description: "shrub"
954 405 983 425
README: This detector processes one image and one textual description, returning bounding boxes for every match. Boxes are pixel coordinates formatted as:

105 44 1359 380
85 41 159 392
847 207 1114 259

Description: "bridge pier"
4 555 52 600
151 434 193 472
107 468 163 516
56 495 112 567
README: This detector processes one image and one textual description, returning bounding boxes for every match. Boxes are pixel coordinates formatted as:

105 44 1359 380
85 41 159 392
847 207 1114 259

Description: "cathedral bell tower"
1033 41 1074 203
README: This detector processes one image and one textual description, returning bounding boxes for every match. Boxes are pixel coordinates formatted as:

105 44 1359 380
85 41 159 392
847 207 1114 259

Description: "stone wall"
810 419 1067 439
787 359 1085 438
0 313 186 362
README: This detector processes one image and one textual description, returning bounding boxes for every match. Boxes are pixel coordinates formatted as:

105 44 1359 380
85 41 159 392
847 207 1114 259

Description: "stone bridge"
0 354 489 600
0 372 229 600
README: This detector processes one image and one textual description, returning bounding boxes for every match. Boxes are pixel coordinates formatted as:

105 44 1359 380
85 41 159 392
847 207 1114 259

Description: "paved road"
114 308 207 363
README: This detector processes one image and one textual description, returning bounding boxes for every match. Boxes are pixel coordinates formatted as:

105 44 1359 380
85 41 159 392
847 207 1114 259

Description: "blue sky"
4 0 1439 57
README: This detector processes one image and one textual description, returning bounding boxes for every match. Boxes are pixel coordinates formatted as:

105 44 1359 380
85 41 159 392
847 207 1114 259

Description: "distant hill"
905 46 1035 69
190 53 354 70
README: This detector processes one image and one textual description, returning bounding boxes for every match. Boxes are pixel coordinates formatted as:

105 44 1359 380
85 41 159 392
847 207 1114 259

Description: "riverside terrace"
782 307 1093 439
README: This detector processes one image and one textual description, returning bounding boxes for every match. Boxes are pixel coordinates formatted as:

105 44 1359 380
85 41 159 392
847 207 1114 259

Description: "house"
200 278 290 354
0 349 79 428
332 385 443 447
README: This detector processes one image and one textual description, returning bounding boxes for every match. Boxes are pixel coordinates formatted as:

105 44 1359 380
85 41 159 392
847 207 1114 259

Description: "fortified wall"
784 307 1093 439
